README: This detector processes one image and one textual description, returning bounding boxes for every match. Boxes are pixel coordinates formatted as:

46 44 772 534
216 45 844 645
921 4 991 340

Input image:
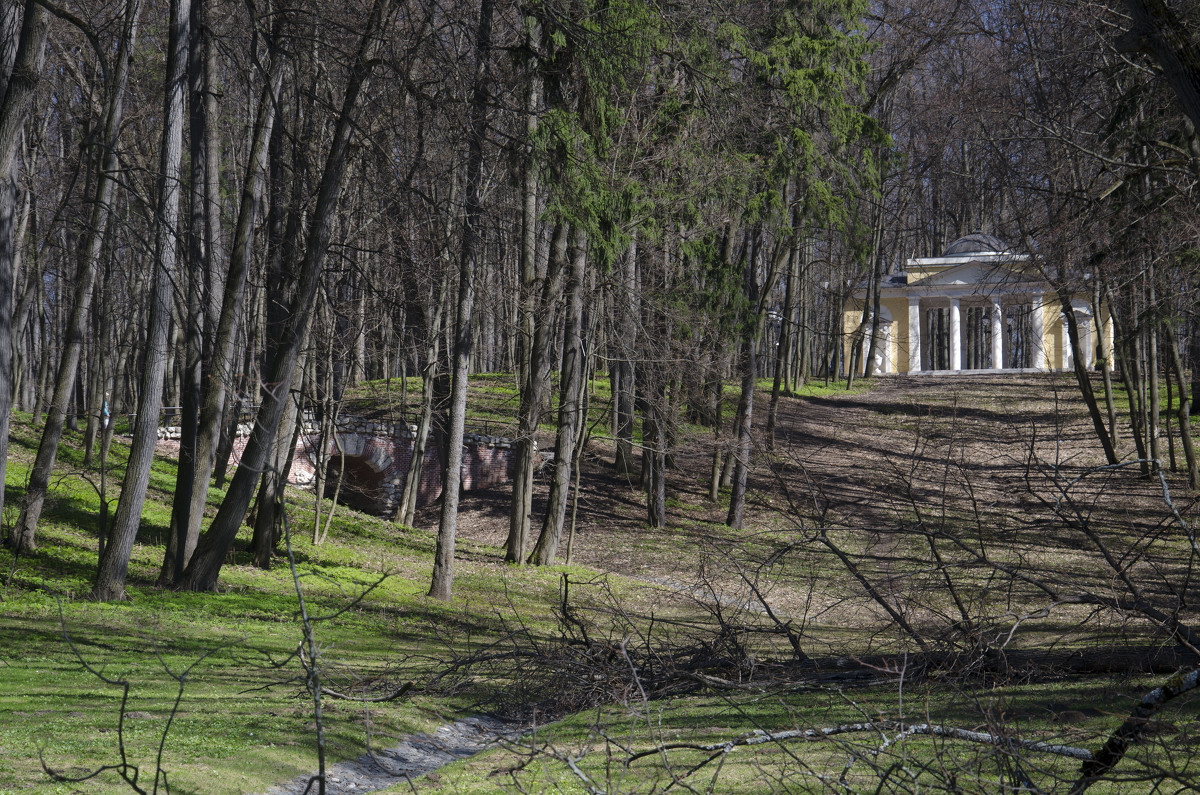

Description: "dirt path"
259 716 519 795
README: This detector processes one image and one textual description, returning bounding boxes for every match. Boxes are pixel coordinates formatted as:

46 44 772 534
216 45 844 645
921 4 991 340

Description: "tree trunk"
81 333 104 467
1059 283 1118 466
253 348 306 566
766 219 800 448
166 0 220 583
530 228 586 565
645 399 666 529
94 0 189 601
613 236 638 476
707 347 725 502
1147 270 1161 470
506 222 567 563
1108 278 1150 471
507 28 547 558
1120 1 1200 136
12 0 139 551
797 238 812 386
1190 320 1199 416
1093 279 1119 448
310 317 335 541
10 194 38 412
726 331 756 530
161 47 282 583
1136 293 1152 470
1164 324 1199 489
563 315 594 565
212 393 240 487
398 282 446 527
727 231 786 530
862 209 886 377
0 0 49 532
428 0 494 601
1167 363 1177 471
178 0 392 592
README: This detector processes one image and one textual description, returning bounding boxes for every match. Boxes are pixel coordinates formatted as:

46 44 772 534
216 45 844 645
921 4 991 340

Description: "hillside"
2 373 1199 794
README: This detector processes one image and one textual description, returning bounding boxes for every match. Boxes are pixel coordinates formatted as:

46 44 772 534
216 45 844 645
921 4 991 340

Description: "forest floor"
442 372 1192 647
3 372 1199 794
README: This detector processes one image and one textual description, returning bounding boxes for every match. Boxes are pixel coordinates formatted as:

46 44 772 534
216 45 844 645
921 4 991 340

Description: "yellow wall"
843 300 863 373
842 297 911 374
1057 297 1114 370
906 265 953 283
883 296 911 373
1042 294 1062 370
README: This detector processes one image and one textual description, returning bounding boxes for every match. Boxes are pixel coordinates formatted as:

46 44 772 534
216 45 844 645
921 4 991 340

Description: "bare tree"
430 0 496 600
95 0 190 601
530 228 587 564
0 0 49 532
178 0 394 593
12 0 141 554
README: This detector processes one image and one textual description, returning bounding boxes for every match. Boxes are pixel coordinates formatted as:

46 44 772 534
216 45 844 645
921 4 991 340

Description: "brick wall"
217 418 524 519
303 423 523 518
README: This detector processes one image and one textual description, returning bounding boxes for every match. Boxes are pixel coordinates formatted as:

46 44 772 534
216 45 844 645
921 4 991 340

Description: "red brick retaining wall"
304 422 520 517
192 419 522 519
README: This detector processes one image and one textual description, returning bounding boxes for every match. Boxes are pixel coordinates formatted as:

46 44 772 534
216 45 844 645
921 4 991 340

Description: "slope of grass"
339 373 870 441
0 416 625 793
3 373 1197 794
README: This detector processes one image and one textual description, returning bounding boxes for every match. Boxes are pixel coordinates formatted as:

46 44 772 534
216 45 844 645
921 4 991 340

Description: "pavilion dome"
943 232 1007 256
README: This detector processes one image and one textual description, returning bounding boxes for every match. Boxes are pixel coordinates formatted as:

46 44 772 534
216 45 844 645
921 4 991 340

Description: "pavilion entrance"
1004 302 1034 369
924 304 997 371
962 306 993 369
925 307 950 370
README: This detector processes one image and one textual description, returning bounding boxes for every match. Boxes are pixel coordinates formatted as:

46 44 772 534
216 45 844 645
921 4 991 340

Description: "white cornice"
906 253 1030 267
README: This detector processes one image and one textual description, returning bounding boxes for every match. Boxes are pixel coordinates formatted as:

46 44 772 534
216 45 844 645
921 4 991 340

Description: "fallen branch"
1072 666 1200 794
322 681 413 703
626 720 1094 764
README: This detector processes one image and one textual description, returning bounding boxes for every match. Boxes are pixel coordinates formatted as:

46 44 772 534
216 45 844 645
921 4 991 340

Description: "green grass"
392 677 1184 794
1100 372 1197 424
754 376 872 398
342 373 562 436
3 375 1198 793
0 417 604 793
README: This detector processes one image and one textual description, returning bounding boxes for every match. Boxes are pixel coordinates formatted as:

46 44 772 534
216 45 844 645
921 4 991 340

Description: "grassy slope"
1 377 1195 794
0 412 590 793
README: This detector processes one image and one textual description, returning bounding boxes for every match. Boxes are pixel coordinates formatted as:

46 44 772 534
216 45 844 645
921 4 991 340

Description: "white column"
908 297 921 373
1084 318 1093 368
1031 296 1045 370
879 323 891 373
1080 313 1092 368
991 298 1003 370
1070 305 1093 369
949 298 961 372
1061 313 1073 370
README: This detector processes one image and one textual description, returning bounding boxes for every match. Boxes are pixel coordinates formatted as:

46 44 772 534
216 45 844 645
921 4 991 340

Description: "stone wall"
158 416 523 519
156 422 254 441
305 419 521 517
